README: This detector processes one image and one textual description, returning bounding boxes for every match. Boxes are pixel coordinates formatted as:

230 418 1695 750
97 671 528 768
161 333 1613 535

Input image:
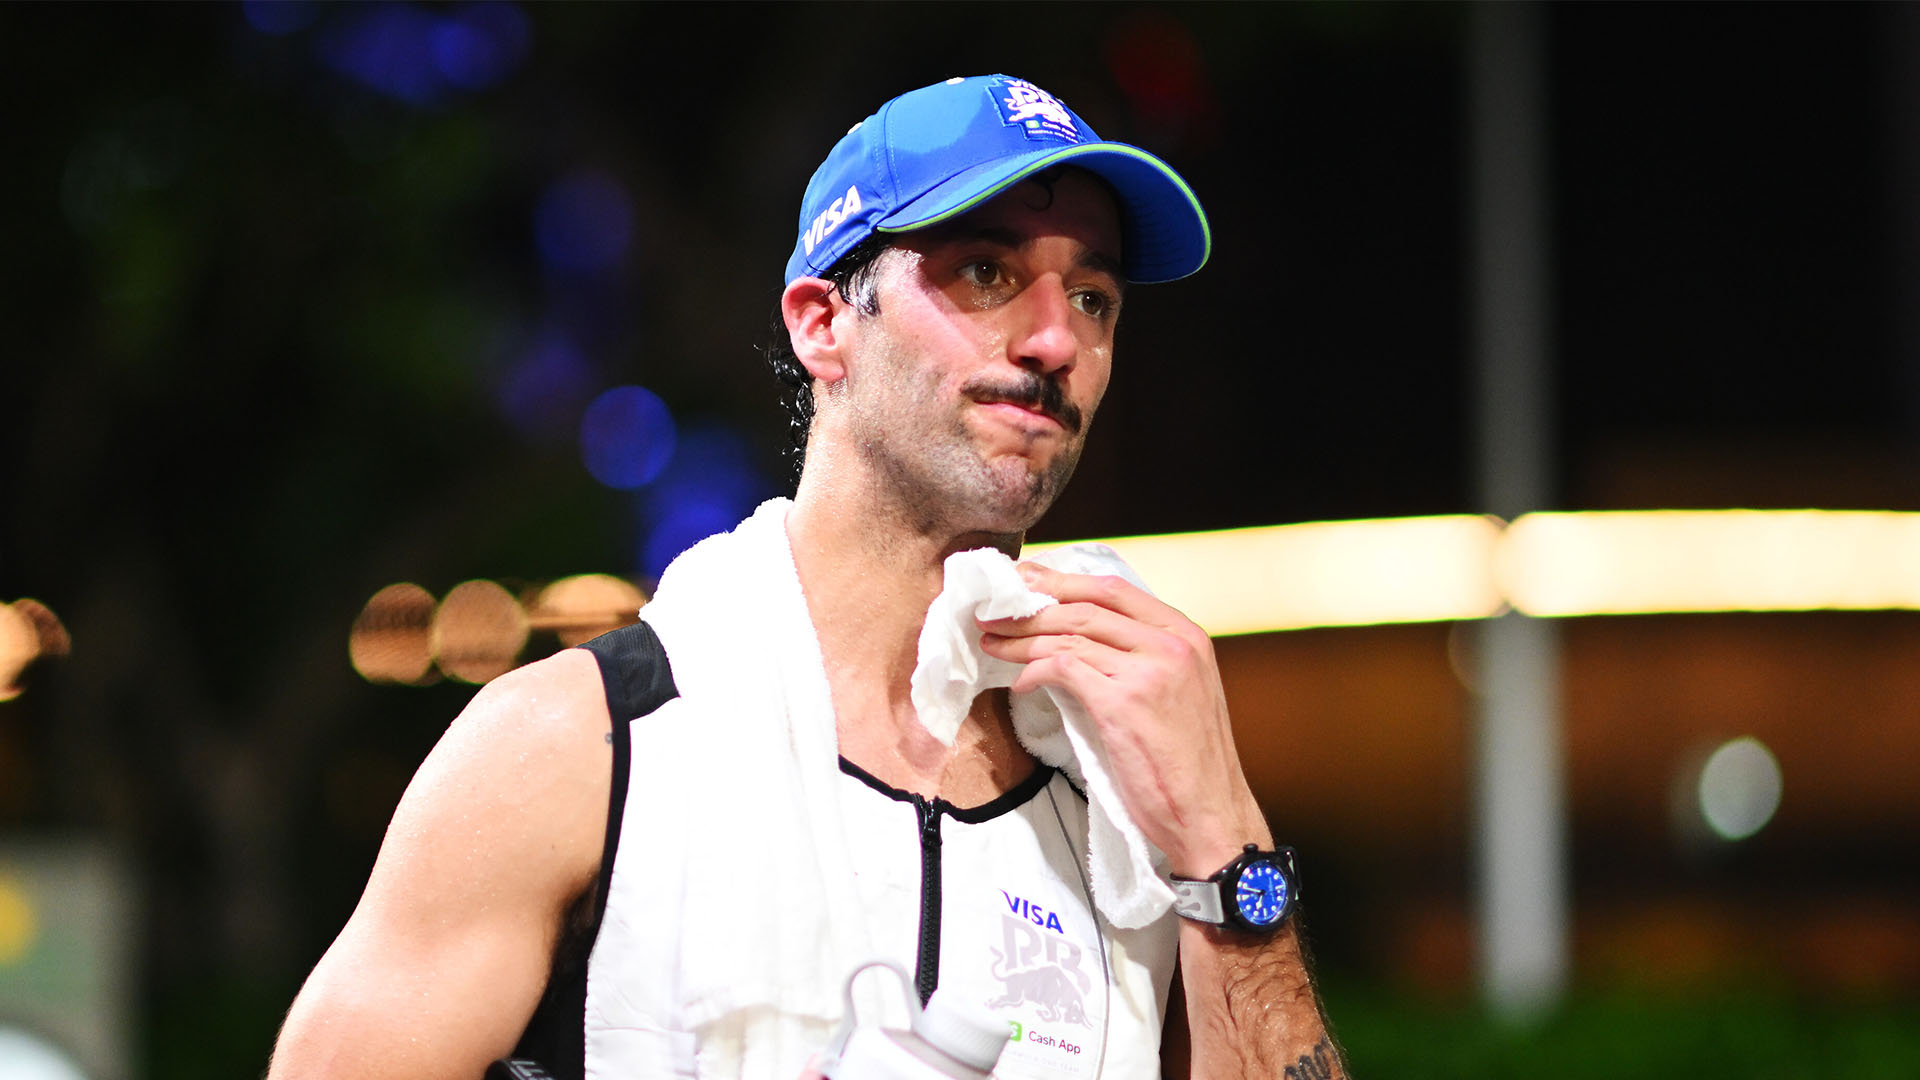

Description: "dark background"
3 3 1917 1077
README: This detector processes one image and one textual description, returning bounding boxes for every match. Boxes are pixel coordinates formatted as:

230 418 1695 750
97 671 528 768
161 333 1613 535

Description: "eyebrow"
940 223 1127 288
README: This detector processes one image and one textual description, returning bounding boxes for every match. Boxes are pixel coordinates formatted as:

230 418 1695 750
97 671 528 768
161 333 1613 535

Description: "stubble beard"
852 373 1086 540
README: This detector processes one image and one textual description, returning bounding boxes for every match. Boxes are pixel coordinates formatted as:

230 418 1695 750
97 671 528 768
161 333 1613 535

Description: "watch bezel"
1227 847 1297 931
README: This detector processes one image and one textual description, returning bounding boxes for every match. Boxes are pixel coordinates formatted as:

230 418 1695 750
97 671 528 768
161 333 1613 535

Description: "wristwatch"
1169 844 1298 933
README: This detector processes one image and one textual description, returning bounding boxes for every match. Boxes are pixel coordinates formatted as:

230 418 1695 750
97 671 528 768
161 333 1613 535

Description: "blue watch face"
1235 859 1289 926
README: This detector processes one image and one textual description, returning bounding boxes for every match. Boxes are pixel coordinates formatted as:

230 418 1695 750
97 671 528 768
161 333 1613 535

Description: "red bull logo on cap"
993 77 1081 143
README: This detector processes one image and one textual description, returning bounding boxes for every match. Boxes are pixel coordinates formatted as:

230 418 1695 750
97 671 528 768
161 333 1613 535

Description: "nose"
1008 274 1078 375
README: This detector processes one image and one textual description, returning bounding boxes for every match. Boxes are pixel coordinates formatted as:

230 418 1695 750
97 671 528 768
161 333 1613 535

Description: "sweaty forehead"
899 171 1125 279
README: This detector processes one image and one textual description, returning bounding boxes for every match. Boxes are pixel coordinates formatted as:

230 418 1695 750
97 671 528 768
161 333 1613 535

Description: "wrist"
1164 802 1272 879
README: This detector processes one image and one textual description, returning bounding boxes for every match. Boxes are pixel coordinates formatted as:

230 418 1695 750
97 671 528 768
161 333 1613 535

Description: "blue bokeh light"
305 2 527 106
642 497 745 582
497 332 593 442
243 0 321 36
534 171 634 274
431 3 530 91
638 423 775 578
315 4 445 106
580 386 676 491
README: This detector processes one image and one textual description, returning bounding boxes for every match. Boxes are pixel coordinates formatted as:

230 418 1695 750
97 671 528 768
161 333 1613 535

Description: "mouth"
966 379 1082 434
976 398 1064 431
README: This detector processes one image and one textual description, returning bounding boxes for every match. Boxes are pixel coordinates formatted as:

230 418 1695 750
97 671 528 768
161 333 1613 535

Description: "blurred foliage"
1329 983 1920 1080
131 975 1920 1080
148 972 300 1080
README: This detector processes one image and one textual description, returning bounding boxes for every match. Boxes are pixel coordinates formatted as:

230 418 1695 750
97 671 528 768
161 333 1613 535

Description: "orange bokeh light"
529 573 646 647
431 580 529 684
349 583 438 685
0 606 36 703
0 599 69 702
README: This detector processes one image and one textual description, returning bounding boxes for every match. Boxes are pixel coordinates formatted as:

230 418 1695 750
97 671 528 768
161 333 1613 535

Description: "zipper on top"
912 794 943 1005
834 756 1056 1009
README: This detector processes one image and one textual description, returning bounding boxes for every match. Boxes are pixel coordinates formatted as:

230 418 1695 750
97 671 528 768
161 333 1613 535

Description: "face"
831 169 1125 536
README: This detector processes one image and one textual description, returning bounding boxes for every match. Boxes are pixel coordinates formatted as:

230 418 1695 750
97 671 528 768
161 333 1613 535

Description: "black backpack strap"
508 619 679 1079
574 617 679 935
486 1060 556 1080
577 618 679 724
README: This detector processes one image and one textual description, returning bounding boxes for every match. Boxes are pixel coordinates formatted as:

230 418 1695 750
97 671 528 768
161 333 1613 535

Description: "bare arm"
978 564 1345 1080
268 649 610 1080
1172 912 1341 1077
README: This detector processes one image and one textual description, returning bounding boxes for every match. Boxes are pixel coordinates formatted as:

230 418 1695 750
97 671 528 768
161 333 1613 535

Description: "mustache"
964 374 1083 434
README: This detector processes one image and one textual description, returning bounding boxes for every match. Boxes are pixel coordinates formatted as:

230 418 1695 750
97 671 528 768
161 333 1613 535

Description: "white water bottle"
819 960 1009 1080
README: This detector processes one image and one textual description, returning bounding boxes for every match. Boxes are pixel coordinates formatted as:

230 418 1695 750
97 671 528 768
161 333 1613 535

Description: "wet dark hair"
764 232 892 482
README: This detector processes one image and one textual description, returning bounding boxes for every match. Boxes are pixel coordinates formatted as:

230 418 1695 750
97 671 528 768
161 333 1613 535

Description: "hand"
976 562 1271 877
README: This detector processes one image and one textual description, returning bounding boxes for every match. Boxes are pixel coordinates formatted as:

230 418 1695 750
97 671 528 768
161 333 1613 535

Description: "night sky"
7 4 1912 579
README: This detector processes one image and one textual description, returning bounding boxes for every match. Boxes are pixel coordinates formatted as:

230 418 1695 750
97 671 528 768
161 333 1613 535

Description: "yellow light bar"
1029 515 1506 636
1498 509 1920 616
1038 509 1920 634
355 512 1920 679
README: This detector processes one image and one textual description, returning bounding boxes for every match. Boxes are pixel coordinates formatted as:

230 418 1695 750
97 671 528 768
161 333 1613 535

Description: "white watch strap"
1168 878 1225 924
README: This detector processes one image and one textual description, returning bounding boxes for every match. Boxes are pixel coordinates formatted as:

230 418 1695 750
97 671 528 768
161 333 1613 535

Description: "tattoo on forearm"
1283 1035 1336 1080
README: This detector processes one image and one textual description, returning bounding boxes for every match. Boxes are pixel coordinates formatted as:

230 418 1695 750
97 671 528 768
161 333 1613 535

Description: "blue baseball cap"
784 74 1210 286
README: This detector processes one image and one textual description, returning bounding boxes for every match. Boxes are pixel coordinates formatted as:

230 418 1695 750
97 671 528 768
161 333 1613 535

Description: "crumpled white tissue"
909 543 1174 929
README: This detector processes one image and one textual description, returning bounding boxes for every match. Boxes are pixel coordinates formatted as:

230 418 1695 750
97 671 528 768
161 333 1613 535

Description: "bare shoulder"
454 644 609 744
383 647 613 904
268 648 614 1079
443 645 611 770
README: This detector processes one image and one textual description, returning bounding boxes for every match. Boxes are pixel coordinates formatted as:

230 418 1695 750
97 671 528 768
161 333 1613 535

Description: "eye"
959 260 1005 288
1071 288 1114 319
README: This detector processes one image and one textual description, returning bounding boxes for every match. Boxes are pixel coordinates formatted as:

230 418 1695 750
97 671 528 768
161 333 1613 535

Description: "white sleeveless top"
572 697 1177 1079
836 761 1178 1080
523 502 1181 1080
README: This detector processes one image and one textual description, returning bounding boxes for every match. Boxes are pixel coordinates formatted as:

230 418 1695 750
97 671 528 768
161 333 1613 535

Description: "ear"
781 276 848 385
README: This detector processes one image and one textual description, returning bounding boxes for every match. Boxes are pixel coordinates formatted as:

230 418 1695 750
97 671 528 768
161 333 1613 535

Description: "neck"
785 451 1036 804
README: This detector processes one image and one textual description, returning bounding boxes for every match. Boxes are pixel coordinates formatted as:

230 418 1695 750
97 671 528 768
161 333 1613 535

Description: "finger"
980 628 1132 677
1007 648 1126 706
978 600 1162 653
1016 562 1196 636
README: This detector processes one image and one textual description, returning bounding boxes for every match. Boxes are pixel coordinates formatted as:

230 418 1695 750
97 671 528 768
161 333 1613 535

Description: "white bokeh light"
1697 736 1784 841
0 1028 89 1080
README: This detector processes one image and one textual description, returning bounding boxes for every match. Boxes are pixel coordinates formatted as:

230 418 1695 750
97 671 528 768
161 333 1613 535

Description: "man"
270 74 1344 1080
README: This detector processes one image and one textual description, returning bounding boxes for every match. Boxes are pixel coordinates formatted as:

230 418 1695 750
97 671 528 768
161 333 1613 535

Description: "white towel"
910 544 1175 930
627 498 909 1076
